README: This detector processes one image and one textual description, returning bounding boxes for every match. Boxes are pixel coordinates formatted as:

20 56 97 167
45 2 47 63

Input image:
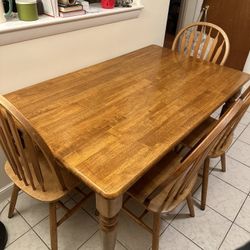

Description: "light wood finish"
8 184 20 218
123 94 247 249
4 46 249 200
182 86 250 210
3 46 250 250
0 96 93 250
172 22 230 65
96 194 123 250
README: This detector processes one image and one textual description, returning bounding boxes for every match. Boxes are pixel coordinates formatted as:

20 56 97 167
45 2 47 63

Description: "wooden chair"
180 86 250 210
0 95 92 250
122 93 248 250
172 22 230 65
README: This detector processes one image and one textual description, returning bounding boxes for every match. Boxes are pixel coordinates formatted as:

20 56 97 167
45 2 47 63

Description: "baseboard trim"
0 183 13 203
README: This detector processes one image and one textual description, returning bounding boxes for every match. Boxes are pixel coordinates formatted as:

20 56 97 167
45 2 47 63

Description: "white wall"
0 0 170 200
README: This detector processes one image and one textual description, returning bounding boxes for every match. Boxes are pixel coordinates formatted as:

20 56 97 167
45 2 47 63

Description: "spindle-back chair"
0 95 92 250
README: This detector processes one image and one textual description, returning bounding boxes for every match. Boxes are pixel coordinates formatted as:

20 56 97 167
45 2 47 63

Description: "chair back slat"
146 87 250 212
212 86 250 155
0 95 67 192
0 109 27 184
212 40 225 64
172 22 230 66
180 31 187 55
193 29 204 59
186 28 196 56
200 27 212 61
0 127 21 179
5 111 36 190
205 31 219 62
23 131 46 192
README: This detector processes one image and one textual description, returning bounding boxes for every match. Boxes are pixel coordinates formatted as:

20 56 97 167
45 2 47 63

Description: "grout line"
218 193 250 249
192 196 236 223
31 228 50 250
14 207 51 250
76 229 99 250
169 224 204 250
226 154 250 169
117 239 129 250
210 173 249 195
237 138 250 146
234 222 250 235
4 228 33 249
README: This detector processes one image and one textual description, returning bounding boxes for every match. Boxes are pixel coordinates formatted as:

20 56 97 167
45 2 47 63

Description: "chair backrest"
212 87 250 155
0 95 66 192
147 86 250 212
172 22 230 65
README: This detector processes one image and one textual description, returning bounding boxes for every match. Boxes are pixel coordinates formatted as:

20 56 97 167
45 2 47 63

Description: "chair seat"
182 116 234 157
128 151 196 213
5 153 80 202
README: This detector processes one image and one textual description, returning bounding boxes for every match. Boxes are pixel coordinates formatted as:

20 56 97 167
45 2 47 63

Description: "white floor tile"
212 156 250 194
1 200 30 247
171 204 231 250
239 124 250 145
194 175 246 221
72 193 97 222
235 196 250 233
6 230 48 250
15 193 49 227
220 224 250 250
123 198 168 231
79 231 126 250
161 201 186 224
117 211 153 250
240 112 250 126
159 225 201 250
33 200 98 250
234 123 247 138
228 140 250 167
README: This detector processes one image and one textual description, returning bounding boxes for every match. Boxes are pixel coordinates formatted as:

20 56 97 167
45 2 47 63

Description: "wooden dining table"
4 45 250 249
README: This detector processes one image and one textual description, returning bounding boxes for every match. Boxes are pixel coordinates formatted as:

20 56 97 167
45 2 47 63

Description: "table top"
5 45 250 199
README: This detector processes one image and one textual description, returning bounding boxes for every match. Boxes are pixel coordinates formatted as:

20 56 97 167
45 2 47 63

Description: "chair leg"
8 184 20 218
49 202 58 250
221 153 226 172
152 213 160 250
186 194 195 217
201 157 210 210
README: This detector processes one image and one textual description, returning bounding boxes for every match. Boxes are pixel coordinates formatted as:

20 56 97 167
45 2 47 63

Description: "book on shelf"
59 4 83 12
59 10 86 17
41 0 59 17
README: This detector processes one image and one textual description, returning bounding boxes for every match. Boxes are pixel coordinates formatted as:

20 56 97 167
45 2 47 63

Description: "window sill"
0 3 143 45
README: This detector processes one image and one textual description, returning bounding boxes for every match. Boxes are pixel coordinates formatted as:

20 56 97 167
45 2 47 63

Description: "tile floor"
1 108 250 250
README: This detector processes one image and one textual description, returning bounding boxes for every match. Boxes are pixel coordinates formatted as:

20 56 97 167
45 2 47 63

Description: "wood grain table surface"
4 45 250 200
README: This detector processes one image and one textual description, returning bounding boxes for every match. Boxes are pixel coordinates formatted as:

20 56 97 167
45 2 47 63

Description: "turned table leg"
96 194 123 250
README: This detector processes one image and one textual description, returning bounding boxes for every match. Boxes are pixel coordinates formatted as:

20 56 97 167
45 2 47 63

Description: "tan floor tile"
228 140 250 167
235 196 250 233
240 112 250 126
220 224 250 250
33 200 98 250
0 199 30 247
212 156 250 194
194 175 246 221
239 125 250 145
159 225 201 250
15 193 49 227
171 204 231 250
79 231 126 250
6 230 48 250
